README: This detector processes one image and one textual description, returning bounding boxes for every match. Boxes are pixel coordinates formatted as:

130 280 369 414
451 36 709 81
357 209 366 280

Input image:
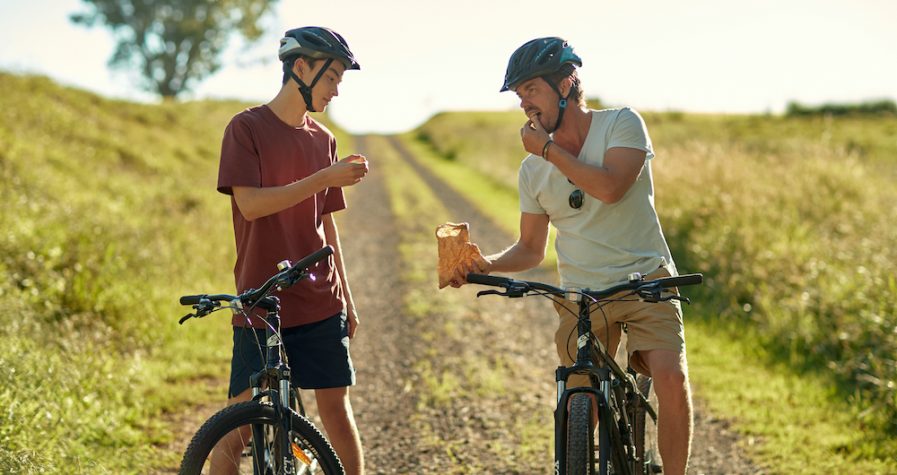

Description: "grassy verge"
0 72 348 472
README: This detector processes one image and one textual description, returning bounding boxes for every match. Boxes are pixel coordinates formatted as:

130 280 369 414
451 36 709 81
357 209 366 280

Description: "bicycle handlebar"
177 246 334 323
466 271 703 301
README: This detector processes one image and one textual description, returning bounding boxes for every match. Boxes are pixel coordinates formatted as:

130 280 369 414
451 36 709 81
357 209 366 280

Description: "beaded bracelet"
541 139 553 159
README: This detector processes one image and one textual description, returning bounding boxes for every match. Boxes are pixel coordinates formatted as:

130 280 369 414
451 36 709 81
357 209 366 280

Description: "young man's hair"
544 63 586 108
282 55 322 84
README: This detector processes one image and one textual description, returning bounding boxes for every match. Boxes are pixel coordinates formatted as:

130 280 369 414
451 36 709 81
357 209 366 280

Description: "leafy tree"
71 0 278 98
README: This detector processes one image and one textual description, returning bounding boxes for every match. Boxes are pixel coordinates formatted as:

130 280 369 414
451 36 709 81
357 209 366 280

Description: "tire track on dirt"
336 135 426 473
384 136 760 474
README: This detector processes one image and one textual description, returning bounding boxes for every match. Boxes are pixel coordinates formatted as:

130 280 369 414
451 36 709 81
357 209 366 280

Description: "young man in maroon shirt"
216 26 368 474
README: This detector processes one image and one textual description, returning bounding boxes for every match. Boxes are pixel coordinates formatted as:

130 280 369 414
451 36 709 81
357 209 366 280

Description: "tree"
71 0 278 99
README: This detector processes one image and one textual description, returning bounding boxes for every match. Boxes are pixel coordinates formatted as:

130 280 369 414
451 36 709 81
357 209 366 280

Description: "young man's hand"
347 306 359 339
520 113 551 157
324 155 369 187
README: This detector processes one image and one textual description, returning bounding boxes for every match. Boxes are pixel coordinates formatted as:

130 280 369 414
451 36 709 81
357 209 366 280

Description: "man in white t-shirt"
452 37 692 474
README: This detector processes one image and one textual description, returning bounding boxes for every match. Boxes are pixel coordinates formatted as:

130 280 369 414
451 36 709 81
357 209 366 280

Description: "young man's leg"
316 386 364 475
640 348 692 475
287 312 363 474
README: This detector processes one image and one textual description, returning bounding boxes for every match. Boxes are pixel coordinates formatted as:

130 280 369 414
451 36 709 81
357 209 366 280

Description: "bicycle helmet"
279 26 360 112
500 37 581 93
501 37 582 131
279 26 360 71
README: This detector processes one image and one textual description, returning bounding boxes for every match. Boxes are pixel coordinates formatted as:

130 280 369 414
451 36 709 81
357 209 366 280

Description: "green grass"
406 108 897 472
0 72 350 472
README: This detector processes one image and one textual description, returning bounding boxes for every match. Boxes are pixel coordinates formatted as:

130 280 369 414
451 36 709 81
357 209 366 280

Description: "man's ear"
559 75 574 98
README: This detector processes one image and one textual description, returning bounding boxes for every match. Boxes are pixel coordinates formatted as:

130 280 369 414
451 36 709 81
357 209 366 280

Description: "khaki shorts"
553 267 685 387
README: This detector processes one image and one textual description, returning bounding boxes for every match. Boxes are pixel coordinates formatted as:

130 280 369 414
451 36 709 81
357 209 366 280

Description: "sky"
1 0 896 134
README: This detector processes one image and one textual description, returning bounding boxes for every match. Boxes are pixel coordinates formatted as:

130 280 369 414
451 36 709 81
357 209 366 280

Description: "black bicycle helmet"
501 37 582 131
279 26 360 112
500 37 581 93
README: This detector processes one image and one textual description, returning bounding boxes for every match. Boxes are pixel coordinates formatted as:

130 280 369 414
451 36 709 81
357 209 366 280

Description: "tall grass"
0 72 347 472
409 108 897 467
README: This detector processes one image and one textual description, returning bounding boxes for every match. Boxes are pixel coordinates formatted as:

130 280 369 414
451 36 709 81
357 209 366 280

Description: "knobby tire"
178 400 343 474
567 393 595 475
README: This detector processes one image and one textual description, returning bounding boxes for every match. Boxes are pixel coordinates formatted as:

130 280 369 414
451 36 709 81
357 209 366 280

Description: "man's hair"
282 55 322 85
543 64 586 108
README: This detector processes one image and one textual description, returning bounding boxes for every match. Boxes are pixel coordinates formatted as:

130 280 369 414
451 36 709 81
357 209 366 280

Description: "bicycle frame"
553 291 647 475
244 295 299 474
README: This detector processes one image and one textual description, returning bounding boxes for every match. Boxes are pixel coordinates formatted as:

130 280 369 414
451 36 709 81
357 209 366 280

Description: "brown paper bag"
435 222 487 289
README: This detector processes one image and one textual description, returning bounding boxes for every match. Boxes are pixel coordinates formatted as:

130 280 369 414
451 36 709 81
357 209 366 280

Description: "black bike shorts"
228 311 355 398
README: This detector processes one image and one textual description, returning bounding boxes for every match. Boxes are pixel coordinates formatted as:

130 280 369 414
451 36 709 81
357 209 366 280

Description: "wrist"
312 167 333 189
541 139 554 159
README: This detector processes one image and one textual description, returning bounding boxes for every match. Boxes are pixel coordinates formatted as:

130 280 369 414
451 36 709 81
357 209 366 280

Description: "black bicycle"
467 270 702 475
177 245 344 475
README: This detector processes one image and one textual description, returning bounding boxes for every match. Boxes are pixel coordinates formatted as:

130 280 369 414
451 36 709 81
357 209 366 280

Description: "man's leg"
315 386 364 475
639 348 692 475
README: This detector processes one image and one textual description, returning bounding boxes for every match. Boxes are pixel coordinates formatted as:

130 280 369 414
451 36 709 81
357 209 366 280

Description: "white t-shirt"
518 107 676 290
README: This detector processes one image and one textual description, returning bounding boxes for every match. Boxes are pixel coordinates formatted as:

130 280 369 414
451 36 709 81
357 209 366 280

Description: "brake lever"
181 300 220 324
664 294 691 305
476 290 507 298
639 290 691 305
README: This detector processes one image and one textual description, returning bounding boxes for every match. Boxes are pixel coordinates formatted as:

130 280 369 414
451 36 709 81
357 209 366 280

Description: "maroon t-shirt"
217 105 345 328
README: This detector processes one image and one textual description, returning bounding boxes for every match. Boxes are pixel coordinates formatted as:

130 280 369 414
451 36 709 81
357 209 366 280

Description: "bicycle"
467 270 703 475
176 245 344 475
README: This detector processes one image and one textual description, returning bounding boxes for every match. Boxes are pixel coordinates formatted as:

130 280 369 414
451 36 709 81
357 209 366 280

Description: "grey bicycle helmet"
279 26 360 71
279 26 360 112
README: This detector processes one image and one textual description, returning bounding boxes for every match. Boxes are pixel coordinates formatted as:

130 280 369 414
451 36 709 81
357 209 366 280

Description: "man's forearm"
487 241 544 273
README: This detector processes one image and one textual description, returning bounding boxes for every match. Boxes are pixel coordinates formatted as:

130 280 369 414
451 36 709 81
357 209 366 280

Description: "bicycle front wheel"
566 393 595 475
179 400 343 475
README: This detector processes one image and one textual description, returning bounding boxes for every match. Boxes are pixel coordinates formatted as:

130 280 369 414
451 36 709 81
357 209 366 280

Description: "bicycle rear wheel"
631 375 661 474
179 400 343 475
566 393 595 475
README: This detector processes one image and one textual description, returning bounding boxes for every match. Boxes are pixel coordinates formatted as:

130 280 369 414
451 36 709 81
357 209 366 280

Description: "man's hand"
449 255 492 288
520 113 551 157
322 155 369 187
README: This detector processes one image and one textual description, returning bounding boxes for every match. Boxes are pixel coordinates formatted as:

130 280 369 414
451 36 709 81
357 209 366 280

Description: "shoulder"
518 154 551 185
307 116 337 143
591 106 644 124
226 105 268 133
232 105 268 123
519 154 543 173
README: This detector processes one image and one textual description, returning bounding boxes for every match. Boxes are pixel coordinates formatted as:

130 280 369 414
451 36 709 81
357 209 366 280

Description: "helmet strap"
288 58 334 113
546 79 570 132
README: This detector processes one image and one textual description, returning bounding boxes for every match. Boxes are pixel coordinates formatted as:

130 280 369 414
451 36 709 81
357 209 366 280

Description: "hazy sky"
2 0 895 133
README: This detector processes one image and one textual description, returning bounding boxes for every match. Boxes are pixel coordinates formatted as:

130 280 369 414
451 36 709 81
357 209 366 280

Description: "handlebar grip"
657 273 703 288
467 273 512 287
179 295 205 306
291 245 334 273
